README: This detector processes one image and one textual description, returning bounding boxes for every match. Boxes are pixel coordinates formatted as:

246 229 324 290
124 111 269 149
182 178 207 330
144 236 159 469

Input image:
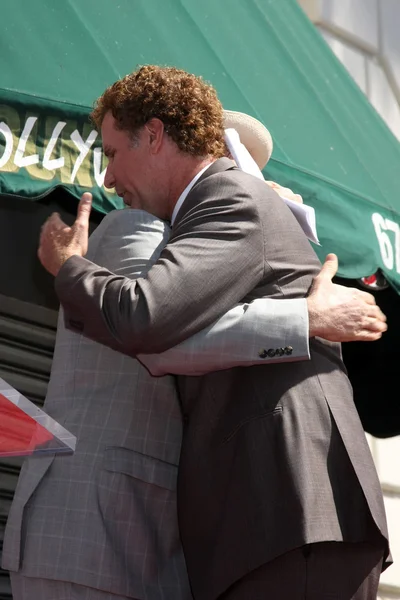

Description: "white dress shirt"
170 163 212 226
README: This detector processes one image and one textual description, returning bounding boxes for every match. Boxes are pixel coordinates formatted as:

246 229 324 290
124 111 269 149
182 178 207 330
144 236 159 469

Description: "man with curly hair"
38 66 389 600
4 108 318 600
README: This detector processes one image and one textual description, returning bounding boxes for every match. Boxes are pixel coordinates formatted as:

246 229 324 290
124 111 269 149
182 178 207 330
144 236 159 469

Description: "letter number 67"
372 212 400 272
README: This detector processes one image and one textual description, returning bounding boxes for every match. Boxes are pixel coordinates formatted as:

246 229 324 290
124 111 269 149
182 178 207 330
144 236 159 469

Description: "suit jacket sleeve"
56 171 306 356
84 208 310 375
142 298 309 375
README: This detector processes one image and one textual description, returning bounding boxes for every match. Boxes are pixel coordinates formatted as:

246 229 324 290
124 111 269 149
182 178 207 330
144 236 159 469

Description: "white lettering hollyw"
0 122 13 168
372 212 400 272
0 115 109 189
43 121 67 170
93 147 107 187
70 129 98 183
14 116 40 167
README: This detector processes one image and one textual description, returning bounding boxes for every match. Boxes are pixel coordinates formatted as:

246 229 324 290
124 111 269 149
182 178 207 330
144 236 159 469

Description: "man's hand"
38 192 92 277
307 254 387 342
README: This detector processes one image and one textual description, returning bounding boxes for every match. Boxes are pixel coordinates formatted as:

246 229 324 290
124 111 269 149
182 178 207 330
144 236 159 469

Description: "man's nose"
104 165 115 190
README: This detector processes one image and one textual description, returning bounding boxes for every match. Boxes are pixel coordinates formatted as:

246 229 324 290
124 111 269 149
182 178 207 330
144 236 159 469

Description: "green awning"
2 0 400 290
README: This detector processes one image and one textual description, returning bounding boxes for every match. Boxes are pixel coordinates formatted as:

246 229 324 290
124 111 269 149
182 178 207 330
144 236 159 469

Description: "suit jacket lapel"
172 157 237 227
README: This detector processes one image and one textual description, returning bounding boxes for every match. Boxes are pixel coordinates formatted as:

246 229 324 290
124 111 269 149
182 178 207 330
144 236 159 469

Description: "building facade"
298 2 400 597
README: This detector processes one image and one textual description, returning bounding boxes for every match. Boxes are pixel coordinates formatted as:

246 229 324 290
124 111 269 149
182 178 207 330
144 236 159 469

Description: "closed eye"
104 145 115 159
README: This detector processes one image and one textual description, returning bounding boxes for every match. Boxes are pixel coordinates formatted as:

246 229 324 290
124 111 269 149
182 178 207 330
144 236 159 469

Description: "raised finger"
75 193 92 229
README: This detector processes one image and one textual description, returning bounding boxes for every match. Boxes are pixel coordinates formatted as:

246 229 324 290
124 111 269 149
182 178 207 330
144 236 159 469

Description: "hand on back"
307 254 387 342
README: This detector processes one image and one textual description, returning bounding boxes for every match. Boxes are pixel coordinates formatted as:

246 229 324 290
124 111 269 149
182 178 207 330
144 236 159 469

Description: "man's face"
101 112 167 217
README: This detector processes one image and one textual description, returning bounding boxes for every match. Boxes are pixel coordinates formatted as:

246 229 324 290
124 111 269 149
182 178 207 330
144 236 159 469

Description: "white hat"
223 109 273 170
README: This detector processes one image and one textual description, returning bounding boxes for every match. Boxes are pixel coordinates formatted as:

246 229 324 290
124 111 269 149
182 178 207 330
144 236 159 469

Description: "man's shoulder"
177 167 278 225
194 165 276 202
88 209 169 256
91 209 168 238
85 208 171 274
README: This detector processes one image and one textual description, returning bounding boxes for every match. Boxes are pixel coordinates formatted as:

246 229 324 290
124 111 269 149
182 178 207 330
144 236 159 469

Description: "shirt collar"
170 163 212 226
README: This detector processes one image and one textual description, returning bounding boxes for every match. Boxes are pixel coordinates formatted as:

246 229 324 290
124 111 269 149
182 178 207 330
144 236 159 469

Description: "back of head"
91 65 226 159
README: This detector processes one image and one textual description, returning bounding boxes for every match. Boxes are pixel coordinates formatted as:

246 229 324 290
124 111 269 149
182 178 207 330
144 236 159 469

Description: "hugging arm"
87 209 309 376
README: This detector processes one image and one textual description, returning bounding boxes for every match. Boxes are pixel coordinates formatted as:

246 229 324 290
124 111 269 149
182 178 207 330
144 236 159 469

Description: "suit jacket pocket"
103 446 178 491
222 405 283 444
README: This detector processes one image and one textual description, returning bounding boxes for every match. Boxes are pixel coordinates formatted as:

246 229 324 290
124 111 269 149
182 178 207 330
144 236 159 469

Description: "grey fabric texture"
3 211 191 600
10 572 139 600
141 295 310 376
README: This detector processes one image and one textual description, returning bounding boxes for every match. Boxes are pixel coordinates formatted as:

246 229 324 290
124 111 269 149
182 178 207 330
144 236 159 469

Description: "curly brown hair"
91 65 226 158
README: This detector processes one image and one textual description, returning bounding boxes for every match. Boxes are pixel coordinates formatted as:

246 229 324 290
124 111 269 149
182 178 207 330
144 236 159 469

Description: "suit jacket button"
267 349 276 357
276 348 285 357
258 349 268 358
284 346 293 355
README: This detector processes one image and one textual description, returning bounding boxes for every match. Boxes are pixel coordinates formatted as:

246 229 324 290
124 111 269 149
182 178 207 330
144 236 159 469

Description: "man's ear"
144 118 165 153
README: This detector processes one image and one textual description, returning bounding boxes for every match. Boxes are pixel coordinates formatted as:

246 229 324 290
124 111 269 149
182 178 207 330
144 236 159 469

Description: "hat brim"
223 109 273 170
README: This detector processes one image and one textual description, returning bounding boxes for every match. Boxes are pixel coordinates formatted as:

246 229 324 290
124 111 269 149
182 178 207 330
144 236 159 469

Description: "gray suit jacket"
3 207 310 599
53 159 389 600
